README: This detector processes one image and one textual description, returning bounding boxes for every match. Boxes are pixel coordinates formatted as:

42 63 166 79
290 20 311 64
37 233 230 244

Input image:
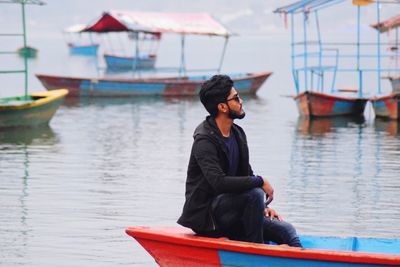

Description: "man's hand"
262 177 274 205
264 207 283 221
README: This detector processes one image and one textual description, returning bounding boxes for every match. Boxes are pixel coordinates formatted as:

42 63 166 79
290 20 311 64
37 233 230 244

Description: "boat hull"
295 91 368 117
68 43 99 56
370 93 400 120
35 72 272 97
104 54 156 70
0 89 68 128
126 227 400 267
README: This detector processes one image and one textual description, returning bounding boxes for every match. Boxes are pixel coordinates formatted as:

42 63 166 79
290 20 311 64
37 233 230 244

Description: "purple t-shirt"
223 130 263 186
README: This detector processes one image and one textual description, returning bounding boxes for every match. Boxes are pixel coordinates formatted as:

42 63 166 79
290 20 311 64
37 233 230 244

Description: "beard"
228 108 246 120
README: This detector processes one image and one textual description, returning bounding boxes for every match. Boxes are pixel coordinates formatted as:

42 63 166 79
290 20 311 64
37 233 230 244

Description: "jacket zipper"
209 209 216 231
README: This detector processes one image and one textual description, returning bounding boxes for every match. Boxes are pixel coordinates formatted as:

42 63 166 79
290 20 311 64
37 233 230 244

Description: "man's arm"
262 177 274 205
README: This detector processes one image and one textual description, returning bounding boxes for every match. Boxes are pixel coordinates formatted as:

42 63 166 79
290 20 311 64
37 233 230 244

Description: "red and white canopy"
83 10 231 37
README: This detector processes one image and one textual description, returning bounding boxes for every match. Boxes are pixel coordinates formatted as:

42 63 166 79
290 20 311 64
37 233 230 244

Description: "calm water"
1 93 400 266
1 9 400 267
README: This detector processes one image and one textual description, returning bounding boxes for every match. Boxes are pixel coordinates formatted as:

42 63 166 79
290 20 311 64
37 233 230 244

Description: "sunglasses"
226 94 241 103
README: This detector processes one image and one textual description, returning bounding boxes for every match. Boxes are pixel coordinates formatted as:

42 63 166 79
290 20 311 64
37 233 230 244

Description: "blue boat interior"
299 235 400 255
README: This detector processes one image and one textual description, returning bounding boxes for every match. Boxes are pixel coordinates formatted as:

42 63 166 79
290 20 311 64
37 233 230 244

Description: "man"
177 75 301 247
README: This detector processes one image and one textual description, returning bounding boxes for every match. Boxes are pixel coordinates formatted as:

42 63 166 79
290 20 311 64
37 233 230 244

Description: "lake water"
1 5 400 266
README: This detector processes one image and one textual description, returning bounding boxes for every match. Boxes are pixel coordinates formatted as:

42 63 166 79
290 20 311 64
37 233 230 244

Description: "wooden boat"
67 43 99 56
0 89 68 128
37 11 273 96
295 91 368 117
36 71 271 97
103 53 157 70
1 0 67 128
369 14 400 119
274 1 382 117
370 93 400 120
126 226 400 267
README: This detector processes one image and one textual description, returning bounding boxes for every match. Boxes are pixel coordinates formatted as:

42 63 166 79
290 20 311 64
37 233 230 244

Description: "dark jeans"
208 188 302 247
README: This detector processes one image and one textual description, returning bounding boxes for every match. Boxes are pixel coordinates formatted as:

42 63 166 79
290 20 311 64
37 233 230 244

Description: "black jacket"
177 116 262 232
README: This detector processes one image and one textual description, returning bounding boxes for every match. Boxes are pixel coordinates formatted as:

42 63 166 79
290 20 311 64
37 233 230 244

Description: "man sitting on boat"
177 75 302 247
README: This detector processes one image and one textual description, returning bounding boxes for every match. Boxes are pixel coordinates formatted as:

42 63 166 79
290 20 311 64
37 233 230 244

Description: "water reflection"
296 116 366 137
374 118 400 137
0 125 58 266
0 125 56 145
288 116 384 237
62 95 201 107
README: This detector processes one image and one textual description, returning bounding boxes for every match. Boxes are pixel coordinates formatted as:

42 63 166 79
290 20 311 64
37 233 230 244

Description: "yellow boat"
0 89 68 128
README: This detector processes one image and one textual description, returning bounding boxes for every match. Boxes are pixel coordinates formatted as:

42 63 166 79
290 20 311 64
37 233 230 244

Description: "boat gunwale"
370 92 400 102
0 89 68 110
294 91 369 102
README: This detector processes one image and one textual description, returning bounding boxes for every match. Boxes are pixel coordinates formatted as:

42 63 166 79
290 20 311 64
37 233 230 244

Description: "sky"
1 0 398 39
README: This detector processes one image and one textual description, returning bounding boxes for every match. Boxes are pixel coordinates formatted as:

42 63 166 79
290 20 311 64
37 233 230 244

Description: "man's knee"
275 221 302 247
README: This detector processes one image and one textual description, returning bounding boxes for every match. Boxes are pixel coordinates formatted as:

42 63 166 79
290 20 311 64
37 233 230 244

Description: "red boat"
295 91 368 117
126 226 400 267
370 93 400 120
274 1 379 117
370 14 400 120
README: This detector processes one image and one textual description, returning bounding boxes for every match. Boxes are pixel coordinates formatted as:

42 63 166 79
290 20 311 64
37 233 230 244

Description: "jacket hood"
193 116 222 140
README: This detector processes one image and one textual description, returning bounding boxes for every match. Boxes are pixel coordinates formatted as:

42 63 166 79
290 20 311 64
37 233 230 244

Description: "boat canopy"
63 24 87 33
274 0 346 14
371 15 400 33
82 11 231 37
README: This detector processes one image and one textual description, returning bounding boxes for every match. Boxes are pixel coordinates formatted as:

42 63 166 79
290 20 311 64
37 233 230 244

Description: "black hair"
199 75 233 117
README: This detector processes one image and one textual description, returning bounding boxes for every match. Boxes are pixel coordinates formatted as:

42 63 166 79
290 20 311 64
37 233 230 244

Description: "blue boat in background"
67 43 99 56
103 53 157 71
126 226 400 267
64 24 99 56
75 11 163 70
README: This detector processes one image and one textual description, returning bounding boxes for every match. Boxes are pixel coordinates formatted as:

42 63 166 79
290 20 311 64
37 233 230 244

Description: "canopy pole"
376 2 382 94
89 32 94 45
357 5 363 97
217 36 229 74
21 1 28 98
396 28 399 71
179 34 186 77
315 11 322 92
134 32 139 72
291 13 299 95
303 11 308 91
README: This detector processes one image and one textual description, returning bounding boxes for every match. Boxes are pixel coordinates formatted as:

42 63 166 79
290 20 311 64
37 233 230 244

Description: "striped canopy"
274 0 345 14
82 10 231 37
